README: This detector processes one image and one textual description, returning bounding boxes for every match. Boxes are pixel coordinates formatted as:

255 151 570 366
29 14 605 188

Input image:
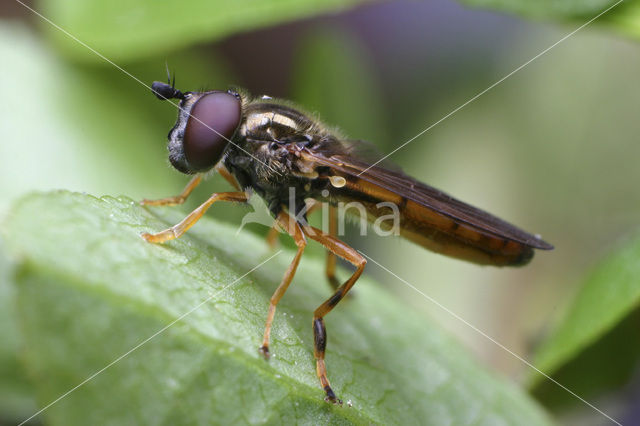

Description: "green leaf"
3 191 552 424
531 309 640 411
0 240 38 422
530 232 640 390
40 0 377 62
458 0 640 41
458 0 616 18
605 1 640 39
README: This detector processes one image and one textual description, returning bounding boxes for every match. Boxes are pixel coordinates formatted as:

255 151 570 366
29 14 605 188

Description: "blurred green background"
1 0 640 424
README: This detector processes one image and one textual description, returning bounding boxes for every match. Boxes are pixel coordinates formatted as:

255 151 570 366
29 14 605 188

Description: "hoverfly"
141 77 553 405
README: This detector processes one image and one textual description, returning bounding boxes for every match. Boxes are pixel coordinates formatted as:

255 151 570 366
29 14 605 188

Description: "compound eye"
183 92 241 171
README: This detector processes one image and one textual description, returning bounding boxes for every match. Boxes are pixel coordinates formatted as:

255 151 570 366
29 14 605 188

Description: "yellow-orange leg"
303 224 366 405
325 205 339 290
259 211 307 358
215 163 241 191
140 175 203 206
263 199 322 250
265 224 280 250
141 192 247 243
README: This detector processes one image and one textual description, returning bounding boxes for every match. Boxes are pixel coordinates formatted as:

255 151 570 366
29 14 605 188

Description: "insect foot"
324 386 343 405
258 345 270 360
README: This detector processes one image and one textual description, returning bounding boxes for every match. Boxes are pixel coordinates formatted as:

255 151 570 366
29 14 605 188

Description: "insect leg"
259 212 306 358
264 199 321 249
215 163 241 191
325 205 339 290
141 191 247 243
265 223 280 249
140 175 203 206
302 224 366 404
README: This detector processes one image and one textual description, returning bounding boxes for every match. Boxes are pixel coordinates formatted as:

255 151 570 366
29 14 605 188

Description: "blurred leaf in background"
40 0 378 61
459 0 640 37
459 0 616 18
530 232 640 412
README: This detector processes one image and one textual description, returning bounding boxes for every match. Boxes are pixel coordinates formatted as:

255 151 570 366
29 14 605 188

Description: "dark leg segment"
303 224 366 404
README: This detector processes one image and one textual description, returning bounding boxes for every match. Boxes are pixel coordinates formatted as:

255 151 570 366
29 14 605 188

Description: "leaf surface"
41 0 377 61
3 191 552 425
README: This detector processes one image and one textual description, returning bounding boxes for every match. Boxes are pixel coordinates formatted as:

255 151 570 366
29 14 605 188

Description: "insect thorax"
224 101 332 216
